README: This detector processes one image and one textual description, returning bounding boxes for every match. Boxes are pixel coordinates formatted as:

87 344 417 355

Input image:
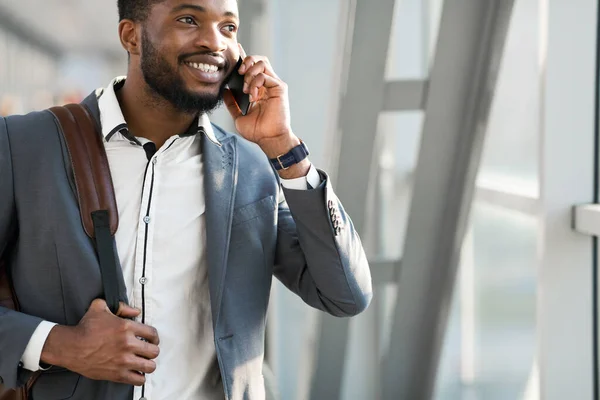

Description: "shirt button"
139 277 148 285
143 216 151 224
152 158 157 165
140 397 147 400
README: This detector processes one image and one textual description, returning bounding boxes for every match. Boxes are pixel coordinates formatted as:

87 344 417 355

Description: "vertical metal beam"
310 0 396 399
383 80 428 111
381 1 515 399
331 0 395 230
539 1 597 398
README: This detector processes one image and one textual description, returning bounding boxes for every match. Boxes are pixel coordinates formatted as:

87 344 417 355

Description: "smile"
185 62 220 74
183 61 225 85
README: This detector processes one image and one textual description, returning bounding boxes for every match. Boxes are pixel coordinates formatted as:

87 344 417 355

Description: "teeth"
186 62 219 73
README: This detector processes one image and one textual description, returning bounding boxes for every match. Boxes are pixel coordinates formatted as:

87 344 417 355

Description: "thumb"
115 302 141 318
89 298 109 313
223 89 243 121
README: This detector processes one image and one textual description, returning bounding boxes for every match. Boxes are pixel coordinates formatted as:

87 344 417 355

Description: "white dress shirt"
21 77 320 400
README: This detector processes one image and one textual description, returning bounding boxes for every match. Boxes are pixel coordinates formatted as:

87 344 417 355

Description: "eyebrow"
171 4 239 19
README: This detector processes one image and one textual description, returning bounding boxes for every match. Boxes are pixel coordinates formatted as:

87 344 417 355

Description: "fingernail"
239 63 246 73
243 83 248 93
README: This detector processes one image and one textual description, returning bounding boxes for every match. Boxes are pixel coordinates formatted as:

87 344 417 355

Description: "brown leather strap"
24 371 42 394
0 370 42 400
50 104 121 314
49 105 118 237
0 104 121 398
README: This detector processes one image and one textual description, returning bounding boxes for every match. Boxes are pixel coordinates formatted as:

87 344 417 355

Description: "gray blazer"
0 93 372 400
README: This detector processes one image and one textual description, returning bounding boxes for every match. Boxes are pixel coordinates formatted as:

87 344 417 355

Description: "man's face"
140 0 240 113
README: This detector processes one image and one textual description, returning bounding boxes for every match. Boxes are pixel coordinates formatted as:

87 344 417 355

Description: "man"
0 0 372 399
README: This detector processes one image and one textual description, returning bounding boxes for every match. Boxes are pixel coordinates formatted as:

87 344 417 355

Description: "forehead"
153 0 239 18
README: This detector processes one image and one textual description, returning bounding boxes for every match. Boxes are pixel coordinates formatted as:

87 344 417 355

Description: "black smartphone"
227 57 251 116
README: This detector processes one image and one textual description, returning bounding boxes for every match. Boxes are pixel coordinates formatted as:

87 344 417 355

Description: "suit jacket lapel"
203 133 238 328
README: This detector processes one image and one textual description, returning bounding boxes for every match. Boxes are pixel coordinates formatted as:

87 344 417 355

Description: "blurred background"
0 0 598 399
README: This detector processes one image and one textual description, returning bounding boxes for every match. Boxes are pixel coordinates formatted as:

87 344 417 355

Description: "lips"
181 54 228 84
183 61 225 84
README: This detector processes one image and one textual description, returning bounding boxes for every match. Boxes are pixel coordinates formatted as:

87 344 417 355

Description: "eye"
223 24 237 33
177 16 197 25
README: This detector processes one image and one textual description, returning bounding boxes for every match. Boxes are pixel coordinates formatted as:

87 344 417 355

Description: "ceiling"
0 0 123 58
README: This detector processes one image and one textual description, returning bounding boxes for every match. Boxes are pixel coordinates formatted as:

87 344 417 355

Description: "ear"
118 19 141 56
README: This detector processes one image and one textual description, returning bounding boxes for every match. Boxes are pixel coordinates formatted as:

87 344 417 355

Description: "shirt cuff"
280 164 321 190
21 321 57 372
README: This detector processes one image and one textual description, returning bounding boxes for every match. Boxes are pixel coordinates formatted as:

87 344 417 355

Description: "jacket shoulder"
4 110 58 140
3 110 64 166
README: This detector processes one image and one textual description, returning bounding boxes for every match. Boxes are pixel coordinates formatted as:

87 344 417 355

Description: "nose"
193 24 227 53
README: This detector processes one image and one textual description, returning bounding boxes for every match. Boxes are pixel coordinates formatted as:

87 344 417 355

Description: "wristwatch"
269 141 310 171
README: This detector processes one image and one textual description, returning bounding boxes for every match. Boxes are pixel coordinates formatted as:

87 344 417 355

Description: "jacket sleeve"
273 169 372 317
0 117 44 388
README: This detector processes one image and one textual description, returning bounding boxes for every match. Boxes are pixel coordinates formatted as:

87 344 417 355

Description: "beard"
140 30 228 114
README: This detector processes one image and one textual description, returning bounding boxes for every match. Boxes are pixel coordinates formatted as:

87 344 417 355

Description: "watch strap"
270 141 310 170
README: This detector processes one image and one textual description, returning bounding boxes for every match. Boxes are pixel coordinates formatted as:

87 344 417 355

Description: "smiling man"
0 0 372 399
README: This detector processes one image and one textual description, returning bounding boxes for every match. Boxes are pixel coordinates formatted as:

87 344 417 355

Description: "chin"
185 79 221 93
190 86 222 99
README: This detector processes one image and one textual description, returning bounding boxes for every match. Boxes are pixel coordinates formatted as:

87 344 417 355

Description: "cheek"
158 32 188 58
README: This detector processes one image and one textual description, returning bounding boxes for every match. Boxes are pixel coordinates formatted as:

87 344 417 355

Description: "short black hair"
117 0 165 22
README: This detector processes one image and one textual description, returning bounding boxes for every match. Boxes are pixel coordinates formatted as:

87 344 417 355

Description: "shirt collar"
96 76 221 146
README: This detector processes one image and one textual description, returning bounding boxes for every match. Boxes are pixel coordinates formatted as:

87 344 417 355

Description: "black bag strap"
91 211 120 315
49 104 121 315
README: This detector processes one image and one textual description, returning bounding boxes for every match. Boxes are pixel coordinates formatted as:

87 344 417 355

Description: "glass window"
477 0 541 196
435 203 538 400
377 111 424 260
386 0 445 80
434 1 541 398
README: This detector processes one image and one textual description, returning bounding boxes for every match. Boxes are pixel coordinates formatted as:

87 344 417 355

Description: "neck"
117 72 197 149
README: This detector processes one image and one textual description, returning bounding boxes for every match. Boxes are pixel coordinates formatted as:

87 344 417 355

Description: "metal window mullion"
309 0 397 399
475 185 540 215
382 80 428 111
381 1 515 399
